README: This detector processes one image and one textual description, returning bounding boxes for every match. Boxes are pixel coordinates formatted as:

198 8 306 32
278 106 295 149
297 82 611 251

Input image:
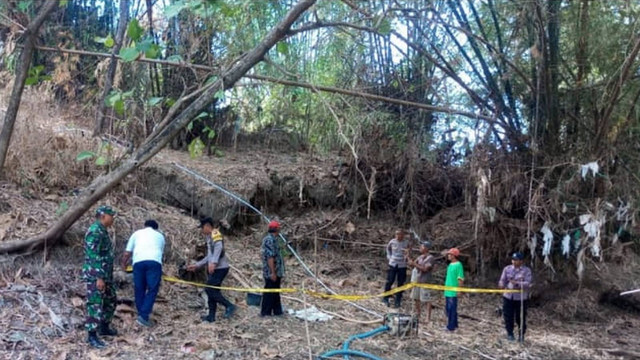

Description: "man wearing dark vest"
187 217 236 322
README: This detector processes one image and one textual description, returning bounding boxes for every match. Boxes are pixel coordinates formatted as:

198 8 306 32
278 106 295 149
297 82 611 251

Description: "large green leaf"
76 151 96 162
24 77 38 86
195 112 209 120
276 41 289 55
188 138 205 159
145 43 161 59
205 126 216 139
105 34 115 48
95 156 108 166
127 19 144 42
147 97 164 107
114 99 125 116
105 90 121 107
119 47 140 62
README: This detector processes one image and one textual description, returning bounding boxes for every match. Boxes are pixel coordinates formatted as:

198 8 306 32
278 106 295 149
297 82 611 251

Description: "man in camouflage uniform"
83 205 118 348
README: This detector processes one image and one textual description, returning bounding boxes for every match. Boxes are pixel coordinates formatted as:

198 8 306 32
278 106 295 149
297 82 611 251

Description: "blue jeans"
133 260 162 321
445 296 458 331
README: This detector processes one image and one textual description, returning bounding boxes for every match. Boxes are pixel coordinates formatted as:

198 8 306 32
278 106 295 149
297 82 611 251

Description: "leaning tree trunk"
0 0 317 254
93 0 130 136
0 1 58 176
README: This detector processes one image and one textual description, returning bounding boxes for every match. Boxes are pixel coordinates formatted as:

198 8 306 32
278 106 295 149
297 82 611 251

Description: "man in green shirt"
444 247 464 332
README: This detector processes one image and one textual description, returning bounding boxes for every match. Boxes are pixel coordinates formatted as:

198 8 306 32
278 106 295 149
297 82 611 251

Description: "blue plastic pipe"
318 349 384 360
342 325 389 355
318 325 389 360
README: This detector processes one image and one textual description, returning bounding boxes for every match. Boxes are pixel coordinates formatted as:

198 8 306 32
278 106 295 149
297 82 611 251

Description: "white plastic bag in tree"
579 214 592 225
529 234 537 260
581 214 603 258
541 222 554 256
562 234 570 258
580 161 599 179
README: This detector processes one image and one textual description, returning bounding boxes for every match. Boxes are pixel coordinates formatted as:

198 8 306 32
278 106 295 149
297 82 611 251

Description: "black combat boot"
99 322 118 336
87 331 106 349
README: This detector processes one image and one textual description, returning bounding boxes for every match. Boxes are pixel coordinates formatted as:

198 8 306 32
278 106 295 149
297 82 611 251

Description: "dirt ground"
1 219 640 360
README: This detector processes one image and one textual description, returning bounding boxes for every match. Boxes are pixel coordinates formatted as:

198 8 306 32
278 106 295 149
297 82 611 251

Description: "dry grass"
0 82 112 194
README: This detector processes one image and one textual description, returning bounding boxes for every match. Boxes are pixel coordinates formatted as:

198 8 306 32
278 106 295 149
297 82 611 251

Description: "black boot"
87 331 106 349
382 297 390 307
99 322 118 336
201 314 215 323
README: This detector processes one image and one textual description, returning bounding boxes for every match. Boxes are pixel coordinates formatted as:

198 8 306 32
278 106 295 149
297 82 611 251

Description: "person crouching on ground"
498 251 532 342
83 205 118 349
407 240 435 323
186 217 236 323
121 219 165 327
261 220 286 316
444 247 464 332
383 229 409 308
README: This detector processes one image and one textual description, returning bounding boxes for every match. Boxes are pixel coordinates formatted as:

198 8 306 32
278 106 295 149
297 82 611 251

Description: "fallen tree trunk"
0 0 318 254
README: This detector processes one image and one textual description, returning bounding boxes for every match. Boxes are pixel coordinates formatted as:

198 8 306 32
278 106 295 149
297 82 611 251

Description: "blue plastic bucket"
247 292 262 306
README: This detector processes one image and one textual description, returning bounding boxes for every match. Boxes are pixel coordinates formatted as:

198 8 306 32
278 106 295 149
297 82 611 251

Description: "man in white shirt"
121 220 165 327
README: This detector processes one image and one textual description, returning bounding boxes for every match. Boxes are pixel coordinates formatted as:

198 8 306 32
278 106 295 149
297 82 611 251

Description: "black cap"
198 217 214 228
144 219 159 230
512 252 524 260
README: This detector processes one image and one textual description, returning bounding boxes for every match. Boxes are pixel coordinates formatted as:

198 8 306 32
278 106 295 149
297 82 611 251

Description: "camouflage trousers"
85 280 116 332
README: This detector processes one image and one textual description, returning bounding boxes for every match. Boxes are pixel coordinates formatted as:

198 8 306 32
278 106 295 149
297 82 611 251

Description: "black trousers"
503 297 528 337
261 277 283 316
205 268 233 319
384 265 407 303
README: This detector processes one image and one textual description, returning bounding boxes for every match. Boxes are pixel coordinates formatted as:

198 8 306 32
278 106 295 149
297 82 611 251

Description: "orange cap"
448 248 460 257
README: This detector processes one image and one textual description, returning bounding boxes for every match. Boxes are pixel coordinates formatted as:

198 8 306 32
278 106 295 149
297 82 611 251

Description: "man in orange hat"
261 220 285 316
444 248 464 332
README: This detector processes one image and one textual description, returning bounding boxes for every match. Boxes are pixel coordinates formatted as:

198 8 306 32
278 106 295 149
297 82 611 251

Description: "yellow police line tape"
157 274 521 300
125 267 520 300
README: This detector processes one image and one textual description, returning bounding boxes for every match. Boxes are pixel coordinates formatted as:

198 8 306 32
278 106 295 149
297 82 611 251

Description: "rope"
171 163 381 318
